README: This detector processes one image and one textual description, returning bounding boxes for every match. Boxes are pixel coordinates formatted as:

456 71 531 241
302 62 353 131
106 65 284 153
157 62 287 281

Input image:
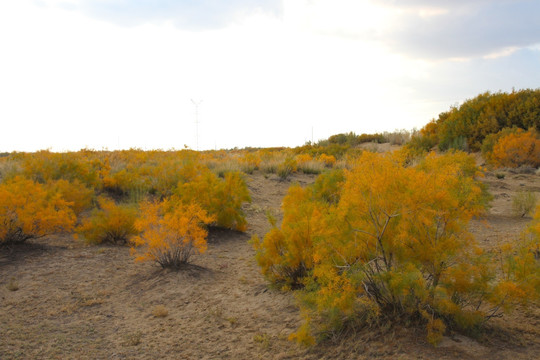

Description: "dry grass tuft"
152 305 169 318
6 278 19 291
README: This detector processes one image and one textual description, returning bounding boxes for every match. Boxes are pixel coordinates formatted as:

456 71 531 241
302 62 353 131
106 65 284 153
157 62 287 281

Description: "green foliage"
481 127 520 160
323 132 386 146
253 184 327 289
175 165 251 231
405 133 437 155
421 89 540 152
77 196 138 245
310 169 345 205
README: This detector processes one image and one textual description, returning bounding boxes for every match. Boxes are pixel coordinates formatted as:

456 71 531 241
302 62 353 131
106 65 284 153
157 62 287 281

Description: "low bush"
277 157 297 180
255 152 538 345
318 154 336 167
0 177 76 245
48 179 94 216
175 166 251 231
512 191 538 218
488 128 540 168
77 196 138 244
131 199 215 268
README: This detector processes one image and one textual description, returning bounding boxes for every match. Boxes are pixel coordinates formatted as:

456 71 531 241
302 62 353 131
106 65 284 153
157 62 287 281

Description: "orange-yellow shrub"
19 150 107 188
295 154 313 165
210 172 251 231
240 152 261 174
131 199 215 268
318 154 336 167
0 177 76 245
253 185 328 289
77 196 138 244
175 166 251 231
255 152 538 344
48 179 94 216
489 129 540 168
277 157 297 180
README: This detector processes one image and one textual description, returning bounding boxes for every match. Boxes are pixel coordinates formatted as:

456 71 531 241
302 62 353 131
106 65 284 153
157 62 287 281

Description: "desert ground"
1 165 539 359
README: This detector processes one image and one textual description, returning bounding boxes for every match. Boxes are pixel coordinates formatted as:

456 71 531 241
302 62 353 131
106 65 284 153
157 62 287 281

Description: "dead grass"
6 278 18 291
151 305 168 318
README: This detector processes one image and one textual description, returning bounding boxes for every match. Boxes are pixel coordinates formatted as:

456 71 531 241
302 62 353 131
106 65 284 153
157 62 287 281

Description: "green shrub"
77 196 138 244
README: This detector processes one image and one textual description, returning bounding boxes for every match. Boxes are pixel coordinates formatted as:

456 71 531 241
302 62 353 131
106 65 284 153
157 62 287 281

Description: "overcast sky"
1 0 539 151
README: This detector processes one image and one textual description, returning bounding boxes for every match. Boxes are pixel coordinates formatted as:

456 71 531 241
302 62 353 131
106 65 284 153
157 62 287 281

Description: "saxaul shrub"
253 169 344 289
255 151 539 345
131 198 215 268
48 179 94 216
77 196 138 245
175 165 251 231
488 128 540 168
210 172 251 231
19 150 106 188
0 176 76 245
253 185 327 289
318 154 336 167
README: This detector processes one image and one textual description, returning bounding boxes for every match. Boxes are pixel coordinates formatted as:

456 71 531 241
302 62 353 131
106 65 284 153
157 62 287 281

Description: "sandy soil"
1 169 539 359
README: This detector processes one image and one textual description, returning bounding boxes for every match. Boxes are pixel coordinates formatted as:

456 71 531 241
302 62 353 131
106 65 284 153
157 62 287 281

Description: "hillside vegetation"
409 89 539 154
1 89 540 359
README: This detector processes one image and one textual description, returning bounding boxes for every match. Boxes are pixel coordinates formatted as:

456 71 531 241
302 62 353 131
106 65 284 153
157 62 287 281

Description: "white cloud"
0 0 538 152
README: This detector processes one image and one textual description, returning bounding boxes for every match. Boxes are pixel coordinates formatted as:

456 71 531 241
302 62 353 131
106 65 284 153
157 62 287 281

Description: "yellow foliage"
131 199 215 268
77 196 138 244
48 179 94 216
277 157 297 180
175 166 251 231
240 152 261 173
253 184 327 288
295 154 313 165
489 128 540 168
0 177 76 244
256 151 538 345
318 154 336 167
426 317 446 346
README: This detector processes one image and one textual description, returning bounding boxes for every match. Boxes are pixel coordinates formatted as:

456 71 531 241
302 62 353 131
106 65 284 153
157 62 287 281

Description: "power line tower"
191 99 203 151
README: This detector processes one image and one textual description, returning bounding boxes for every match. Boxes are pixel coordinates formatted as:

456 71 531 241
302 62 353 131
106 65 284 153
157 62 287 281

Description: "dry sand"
1 169 539 359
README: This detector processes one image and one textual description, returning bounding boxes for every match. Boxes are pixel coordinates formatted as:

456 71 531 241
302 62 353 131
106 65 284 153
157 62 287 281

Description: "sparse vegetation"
1 95 540 358
151 305 169 318
77 196 138 244
513 191 538 218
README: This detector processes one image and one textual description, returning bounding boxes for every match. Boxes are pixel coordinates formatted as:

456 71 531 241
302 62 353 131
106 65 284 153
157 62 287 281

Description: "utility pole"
191 99 203 151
